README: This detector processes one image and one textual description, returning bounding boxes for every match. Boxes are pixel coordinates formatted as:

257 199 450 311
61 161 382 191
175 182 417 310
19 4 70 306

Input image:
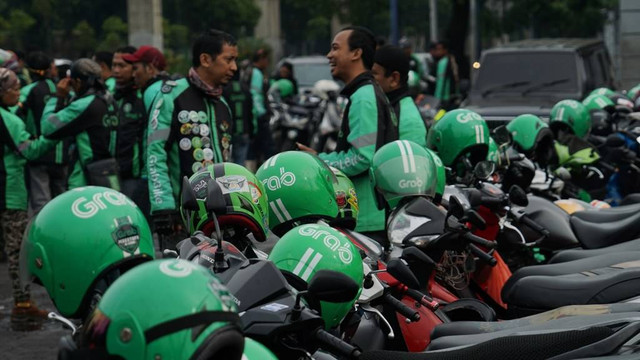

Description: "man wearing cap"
41 58 117 188
146 29 237 237
372 45 427 147
16 51 70 214
113 46 150 217
122 45 170 111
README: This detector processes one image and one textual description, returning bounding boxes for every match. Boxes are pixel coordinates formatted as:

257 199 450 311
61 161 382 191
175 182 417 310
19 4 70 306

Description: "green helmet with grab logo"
590 87 615 97
268 223 363 329
256 151 338 236
371 140 438 209
486 137 499 163
628 84 640 101
19 186 155 319
180 163 269 242
550 99 591 138
69 259 246 359
329 166 359 230
426 109 490 167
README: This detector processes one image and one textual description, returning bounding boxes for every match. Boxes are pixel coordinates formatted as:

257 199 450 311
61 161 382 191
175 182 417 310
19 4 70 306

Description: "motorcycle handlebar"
462 232 497 249
382 293 421 322
480 196 508 207
405 288 439 310
314 328 361 359
468 243 497 267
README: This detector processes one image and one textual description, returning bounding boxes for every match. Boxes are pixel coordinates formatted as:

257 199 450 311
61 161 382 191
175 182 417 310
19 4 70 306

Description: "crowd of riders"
5 23 640 359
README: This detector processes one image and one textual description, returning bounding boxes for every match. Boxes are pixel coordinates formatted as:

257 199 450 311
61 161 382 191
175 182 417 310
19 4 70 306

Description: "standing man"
123 45 169 110
17 51 70 215
93 51 116 93
371 45 427 146
41 59 117 189
146 29 237 237
112 46 150 216
433 41 460 110
246 48 274 171
298 26 398 242
223 70 255 167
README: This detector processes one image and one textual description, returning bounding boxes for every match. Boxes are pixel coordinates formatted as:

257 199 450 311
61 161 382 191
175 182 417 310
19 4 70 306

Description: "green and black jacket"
17 78 70 165
387 86 427 147
223 79 255 136
146 78 233 214
0 106 56 210
41 89 115 188
114 84 146 179
319 71 399 232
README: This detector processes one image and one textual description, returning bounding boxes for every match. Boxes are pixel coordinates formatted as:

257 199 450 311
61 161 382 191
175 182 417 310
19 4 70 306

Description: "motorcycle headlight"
406 234 440 248
387 206 430 245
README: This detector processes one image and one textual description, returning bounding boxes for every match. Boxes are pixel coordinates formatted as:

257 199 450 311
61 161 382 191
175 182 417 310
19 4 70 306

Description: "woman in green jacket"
0 68 56 331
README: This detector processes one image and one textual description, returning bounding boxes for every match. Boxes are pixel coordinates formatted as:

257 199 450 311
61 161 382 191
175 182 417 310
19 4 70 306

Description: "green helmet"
268 223 363 329
73 259 245 359
426 148 446 203
329 166 359 230
583 93 615 112
19 186 155 318
180 163 269 242
269 78 295 99
590 87 615 97
486 137 499 163
628 84 640 101
508 114 553 153
426 109 490 167
371 140 438 209
549 100 591 138
243 338 278 360
256 151 338 236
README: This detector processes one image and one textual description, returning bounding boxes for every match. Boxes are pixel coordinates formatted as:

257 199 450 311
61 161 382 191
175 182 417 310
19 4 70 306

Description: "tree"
72 20 97 57
97 16 128 51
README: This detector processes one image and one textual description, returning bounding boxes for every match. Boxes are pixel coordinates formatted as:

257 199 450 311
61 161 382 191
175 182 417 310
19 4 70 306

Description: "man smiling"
298 26 398 242
146 29 238 237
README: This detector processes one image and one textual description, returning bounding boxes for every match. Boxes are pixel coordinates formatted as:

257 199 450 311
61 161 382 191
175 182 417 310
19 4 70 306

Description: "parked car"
464 38 616 128
274 56 338 94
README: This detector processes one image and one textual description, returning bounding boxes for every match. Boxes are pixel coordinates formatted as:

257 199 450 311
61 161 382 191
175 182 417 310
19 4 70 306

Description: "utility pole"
127 0 163 50
429 0 438 43
390 0 399 45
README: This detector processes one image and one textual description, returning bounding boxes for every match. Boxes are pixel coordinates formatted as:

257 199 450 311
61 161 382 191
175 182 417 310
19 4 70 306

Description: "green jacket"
387 87 427 147
250 67 268 119
146 78 233 215
0 106 56 210
319 72 398 232
42 91 115 188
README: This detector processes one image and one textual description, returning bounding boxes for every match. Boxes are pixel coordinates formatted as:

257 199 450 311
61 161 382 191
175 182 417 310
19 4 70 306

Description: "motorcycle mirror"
605 134 625 148
387 259 421 289
508 185 529 207
492 125 512 146
205 179 227 214
474 161 496 180
448 196 465 219
181 176 199 211
465 209 487 230
308 270 360 303
401 247 436 267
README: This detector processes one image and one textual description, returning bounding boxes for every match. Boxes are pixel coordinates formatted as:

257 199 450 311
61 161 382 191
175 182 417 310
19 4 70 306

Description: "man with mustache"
146 29 238 239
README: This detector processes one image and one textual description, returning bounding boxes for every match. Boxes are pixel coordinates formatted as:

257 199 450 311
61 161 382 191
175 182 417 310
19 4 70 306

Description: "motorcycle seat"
549 239 640 263
502 261 640 312
427 312 640 351
502 252 640 296
430 303 640 339
570 209 640 249
571 202 640 223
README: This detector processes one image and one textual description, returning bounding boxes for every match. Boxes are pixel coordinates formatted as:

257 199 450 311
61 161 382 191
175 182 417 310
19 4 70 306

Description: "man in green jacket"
298 26 398 243
372 45 427 147
146 29 238 236
41 58 117 188
0 68 56 331
16 51 70 214
433 41 460 110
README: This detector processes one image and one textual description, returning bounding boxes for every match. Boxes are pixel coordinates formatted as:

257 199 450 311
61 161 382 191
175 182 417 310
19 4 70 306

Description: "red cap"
122 45 166 71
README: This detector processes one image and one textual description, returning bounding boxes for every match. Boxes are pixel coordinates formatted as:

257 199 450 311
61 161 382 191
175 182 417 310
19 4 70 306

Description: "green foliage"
72 20 96 56
163 0 261 37
97 16 127 51
237 37 272 61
